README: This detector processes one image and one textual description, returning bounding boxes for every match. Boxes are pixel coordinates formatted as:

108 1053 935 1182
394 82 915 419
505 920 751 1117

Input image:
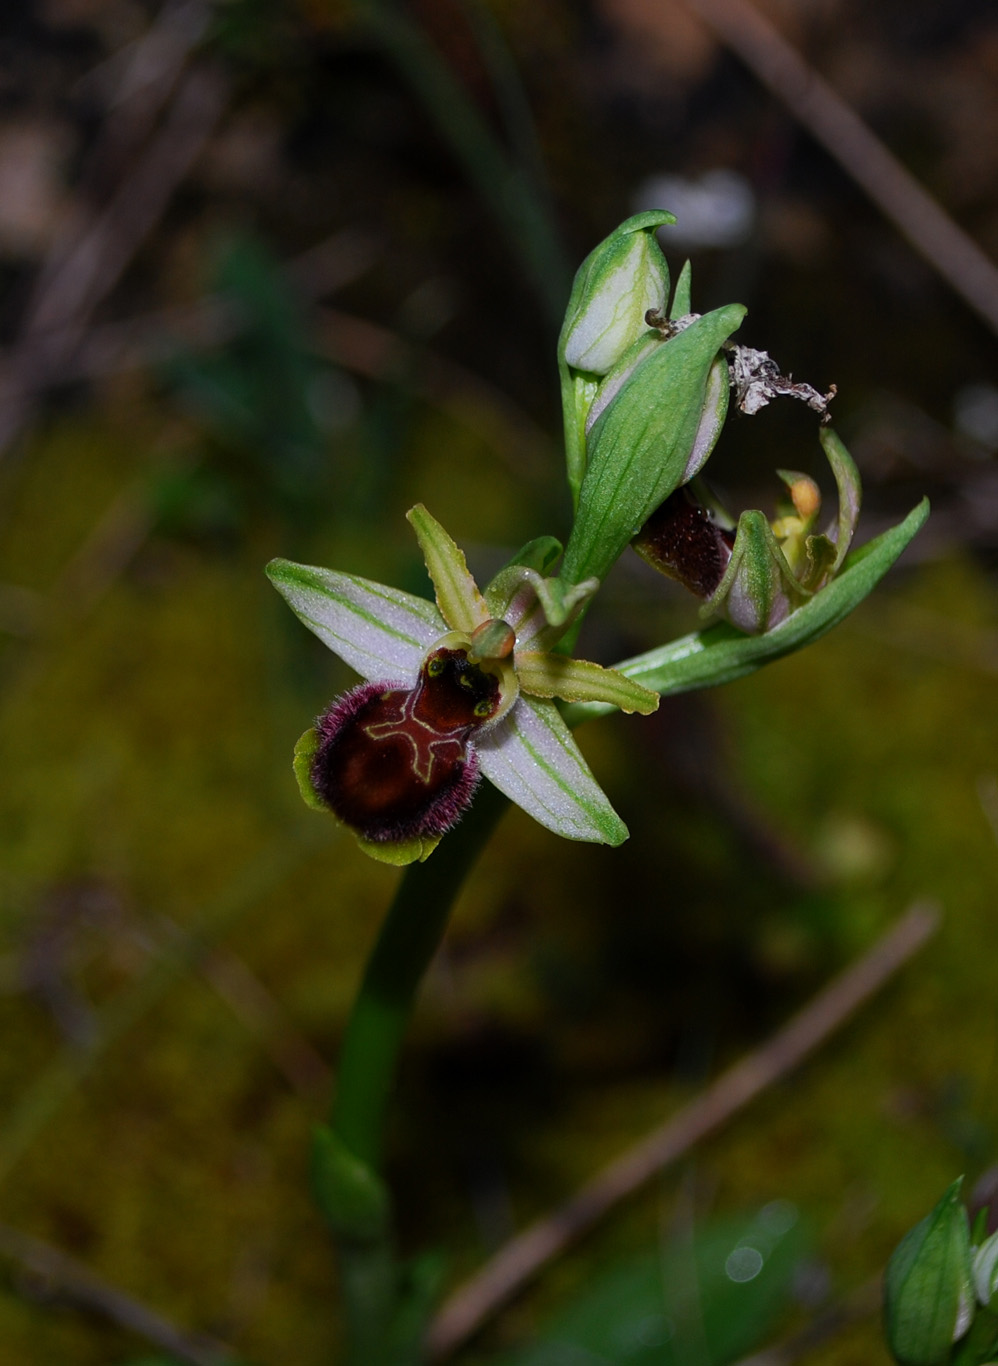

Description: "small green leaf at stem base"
311 1124 391 1243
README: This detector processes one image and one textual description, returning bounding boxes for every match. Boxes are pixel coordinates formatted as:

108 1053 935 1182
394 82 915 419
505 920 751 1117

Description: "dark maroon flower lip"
311 646 504 844
633 486 735 599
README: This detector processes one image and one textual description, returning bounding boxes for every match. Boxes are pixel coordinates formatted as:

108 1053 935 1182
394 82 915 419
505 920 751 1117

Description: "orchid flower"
633 426 864 634
267 505 658 866
268 214 930 869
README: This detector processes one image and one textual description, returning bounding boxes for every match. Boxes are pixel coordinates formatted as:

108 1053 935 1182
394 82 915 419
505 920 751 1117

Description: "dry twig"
426 901 939 1359
680 0 998 337
0 0 228 463
0 1222 235 1366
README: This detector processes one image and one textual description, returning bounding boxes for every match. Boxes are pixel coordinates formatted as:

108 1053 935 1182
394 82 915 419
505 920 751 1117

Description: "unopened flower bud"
974 1230 998 1311
560 212 673 375
884 1179 976 1366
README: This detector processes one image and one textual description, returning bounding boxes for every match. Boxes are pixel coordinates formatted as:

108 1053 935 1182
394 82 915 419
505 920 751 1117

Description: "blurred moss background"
2 1 998 1363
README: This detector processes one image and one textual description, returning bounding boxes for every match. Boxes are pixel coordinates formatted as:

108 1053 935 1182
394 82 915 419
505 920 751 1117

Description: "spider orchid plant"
269 212 928 868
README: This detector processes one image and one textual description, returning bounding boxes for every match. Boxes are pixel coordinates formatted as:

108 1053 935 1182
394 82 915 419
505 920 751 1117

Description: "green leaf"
495 1203 808 1366
561 302 746 585
562 498 929 724
311 1124 391 1243
885 1178 975 1366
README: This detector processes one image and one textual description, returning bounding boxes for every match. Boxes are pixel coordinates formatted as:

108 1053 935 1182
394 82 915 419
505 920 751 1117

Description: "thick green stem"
328 785 509 1365
332 782 509 1167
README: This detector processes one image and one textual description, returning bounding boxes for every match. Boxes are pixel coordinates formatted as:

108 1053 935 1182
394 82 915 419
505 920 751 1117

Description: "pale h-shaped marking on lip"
363 685 471 786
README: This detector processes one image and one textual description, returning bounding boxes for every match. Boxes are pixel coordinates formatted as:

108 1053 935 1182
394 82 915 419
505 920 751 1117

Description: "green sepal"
514 651 659 714
559 211 675 374
311 1124 391 1243
407 503 488 635
885 1178 975 1366
583 331 662 436
562 302 746 586
293 727 327 812
703 508 806 634
561 498 929 725
821 425 863 572
670 258 693 318
562 371 600 511
496 535 563 576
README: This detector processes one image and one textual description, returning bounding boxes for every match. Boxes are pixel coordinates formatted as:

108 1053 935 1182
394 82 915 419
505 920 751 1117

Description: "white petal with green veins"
476 698 628 845
514 652 659 714
266 559 441 681
407 504 489 634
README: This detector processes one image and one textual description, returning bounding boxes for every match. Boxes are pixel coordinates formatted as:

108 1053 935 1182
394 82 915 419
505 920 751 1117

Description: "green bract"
974 1231 998 1312
562 303 744 585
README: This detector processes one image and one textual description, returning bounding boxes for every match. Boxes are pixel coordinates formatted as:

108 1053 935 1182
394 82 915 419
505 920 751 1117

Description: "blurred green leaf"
885 1178 974 1366
494 1203 808 1366
163 235 340 519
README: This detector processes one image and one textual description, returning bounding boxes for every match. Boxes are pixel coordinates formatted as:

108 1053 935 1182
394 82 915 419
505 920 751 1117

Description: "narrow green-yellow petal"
407 504 489 634
515 651 660 714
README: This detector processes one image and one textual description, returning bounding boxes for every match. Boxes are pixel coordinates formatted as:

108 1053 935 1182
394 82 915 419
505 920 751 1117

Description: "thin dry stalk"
426 901 939 1359
680 0 998 336
0 1223 235 1366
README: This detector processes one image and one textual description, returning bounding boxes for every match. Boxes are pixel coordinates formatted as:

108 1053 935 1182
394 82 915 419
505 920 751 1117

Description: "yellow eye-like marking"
473 699 493 718
427 656 445 677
